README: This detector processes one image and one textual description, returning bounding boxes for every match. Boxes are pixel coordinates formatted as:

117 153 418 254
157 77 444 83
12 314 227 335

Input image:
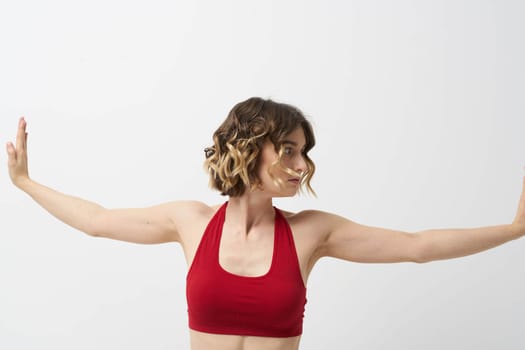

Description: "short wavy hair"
204 97 316 197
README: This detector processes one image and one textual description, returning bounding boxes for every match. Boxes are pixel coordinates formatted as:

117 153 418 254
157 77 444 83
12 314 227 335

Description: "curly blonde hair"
204 97 316 197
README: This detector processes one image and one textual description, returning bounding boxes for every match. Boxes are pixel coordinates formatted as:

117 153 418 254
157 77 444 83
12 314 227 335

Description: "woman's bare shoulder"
280 207 333 221
166 200 225 232
168 200 223 219
279 208 338 232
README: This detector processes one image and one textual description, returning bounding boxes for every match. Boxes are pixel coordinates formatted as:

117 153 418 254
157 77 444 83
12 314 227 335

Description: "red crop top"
186 202 307 337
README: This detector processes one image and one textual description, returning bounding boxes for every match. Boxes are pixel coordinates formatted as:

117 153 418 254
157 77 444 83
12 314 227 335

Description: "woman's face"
257 127 307 197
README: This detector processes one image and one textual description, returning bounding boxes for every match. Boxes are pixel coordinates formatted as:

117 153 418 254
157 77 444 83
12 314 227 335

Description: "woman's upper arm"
317 212 423 263
89 200 206 244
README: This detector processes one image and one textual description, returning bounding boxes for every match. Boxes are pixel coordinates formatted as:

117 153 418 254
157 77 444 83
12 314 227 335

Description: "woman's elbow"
410 235 432 264
84 210 109 238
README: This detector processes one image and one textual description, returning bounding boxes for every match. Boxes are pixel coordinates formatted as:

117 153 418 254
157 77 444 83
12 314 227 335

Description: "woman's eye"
284 147 293 155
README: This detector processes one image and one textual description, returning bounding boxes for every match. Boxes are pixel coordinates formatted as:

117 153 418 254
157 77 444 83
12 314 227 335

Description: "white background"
1 0 524 349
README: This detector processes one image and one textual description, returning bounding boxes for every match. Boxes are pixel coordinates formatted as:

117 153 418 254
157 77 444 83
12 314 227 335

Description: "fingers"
6 141 15 159
6 117 27 163
520 166 525 189
15 117 26 153
518 169 525 210
521 167 525 198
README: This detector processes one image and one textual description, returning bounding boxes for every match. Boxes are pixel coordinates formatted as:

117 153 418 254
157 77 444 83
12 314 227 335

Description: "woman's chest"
218 230 275 277
182 216 323 285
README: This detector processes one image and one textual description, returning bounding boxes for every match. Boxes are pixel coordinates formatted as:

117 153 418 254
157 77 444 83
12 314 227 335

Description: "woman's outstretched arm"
314 176 525 264
6 117 187 244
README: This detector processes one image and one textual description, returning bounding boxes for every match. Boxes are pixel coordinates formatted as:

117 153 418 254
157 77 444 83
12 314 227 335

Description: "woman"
6 97 525 350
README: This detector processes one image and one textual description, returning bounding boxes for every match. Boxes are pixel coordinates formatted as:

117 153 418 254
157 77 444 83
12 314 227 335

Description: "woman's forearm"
416 224 524 263
17 178 105 235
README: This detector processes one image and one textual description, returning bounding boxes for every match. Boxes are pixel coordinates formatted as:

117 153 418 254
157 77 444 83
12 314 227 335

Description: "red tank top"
186 202 307 337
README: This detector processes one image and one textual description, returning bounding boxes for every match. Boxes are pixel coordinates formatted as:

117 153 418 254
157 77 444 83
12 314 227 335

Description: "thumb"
6 142 17 163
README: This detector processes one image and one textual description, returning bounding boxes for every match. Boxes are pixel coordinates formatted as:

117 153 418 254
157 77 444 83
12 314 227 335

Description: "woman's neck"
226 193 275 236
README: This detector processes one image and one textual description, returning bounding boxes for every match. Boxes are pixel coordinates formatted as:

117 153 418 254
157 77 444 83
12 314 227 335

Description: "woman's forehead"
282 128 306 146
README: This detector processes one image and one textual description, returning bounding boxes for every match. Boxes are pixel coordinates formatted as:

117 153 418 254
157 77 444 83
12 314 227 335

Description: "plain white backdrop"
1 0 524 349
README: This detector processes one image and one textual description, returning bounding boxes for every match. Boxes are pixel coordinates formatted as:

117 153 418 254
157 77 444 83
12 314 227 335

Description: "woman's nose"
295 156 307 175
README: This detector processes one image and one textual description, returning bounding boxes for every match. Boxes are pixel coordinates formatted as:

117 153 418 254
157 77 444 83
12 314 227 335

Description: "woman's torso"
175 202 327 350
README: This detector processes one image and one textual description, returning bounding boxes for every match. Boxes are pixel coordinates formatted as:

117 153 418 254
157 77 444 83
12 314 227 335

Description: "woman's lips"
288 178 300 185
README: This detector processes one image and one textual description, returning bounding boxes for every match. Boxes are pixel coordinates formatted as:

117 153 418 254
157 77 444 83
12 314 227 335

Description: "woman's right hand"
6 117 30 188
